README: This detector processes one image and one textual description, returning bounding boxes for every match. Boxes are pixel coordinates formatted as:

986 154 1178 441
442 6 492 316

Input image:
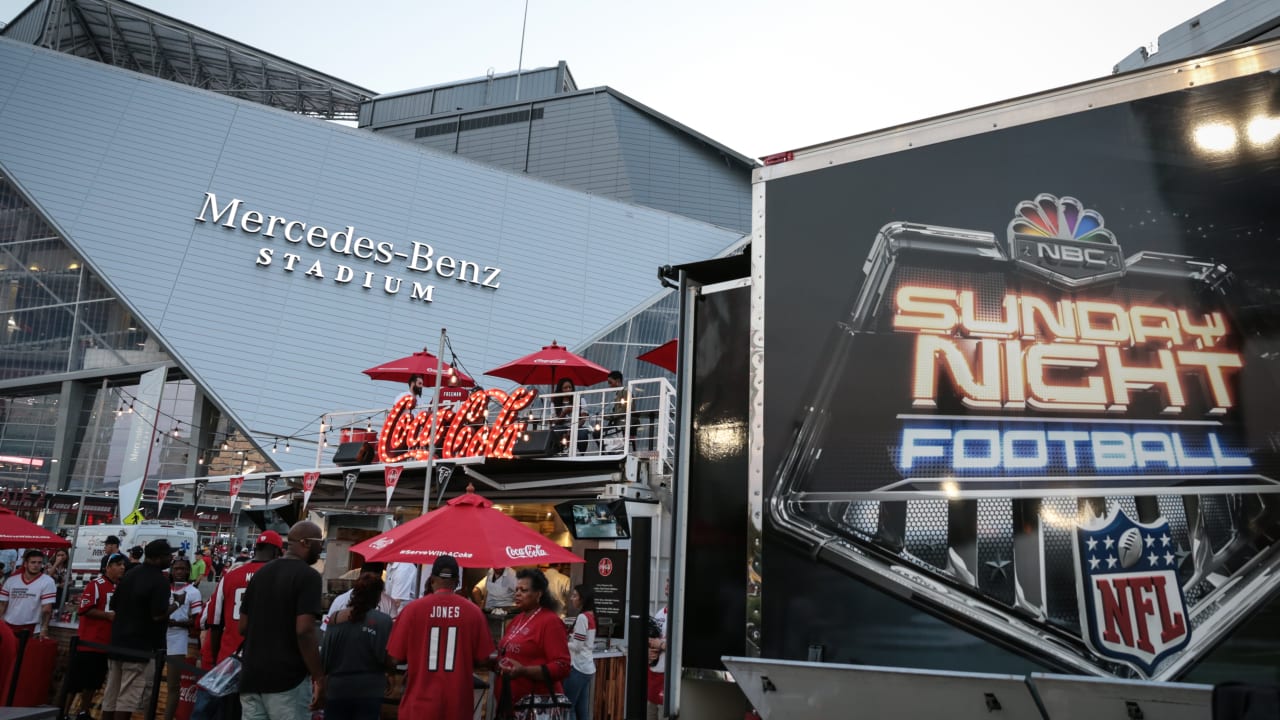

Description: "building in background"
1113 0 1280 72
0 0 753 522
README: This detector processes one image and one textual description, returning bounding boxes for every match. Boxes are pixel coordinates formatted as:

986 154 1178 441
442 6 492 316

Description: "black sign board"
583 548 627 639
759 63 1280 679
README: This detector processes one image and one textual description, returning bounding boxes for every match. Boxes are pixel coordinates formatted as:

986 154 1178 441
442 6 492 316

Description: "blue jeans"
563 668 595 720
240 678 311 720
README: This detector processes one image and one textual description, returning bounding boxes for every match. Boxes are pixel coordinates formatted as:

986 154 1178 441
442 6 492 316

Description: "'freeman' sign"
194 193 503 304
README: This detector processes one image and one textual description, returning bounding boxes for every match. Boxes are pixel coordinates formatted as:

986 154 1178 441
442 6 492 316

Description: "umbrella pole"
422 328 447 511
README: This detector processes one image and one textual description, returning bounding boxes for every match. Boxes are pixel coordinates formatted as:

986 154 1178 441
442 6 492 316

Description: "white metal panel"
1030 673 1211 720
722 657 1044 720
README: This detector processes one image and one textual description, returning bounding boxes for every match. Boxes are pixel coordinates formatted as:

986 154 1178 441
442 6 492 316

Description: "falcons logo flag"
228 476 245 504
156 481 172 516
342 470 359 507
384 464 404 508
1073 508 1191 676
302 471 320 510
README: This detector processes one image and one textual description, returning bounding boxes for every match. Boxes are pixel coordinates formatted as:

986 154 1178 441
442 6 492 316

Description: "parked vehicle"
70 521 198 576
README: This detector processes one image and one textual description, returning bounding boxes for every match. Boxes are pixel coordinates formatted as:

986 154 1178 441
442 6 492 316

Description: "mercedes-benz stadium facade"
0 2 751 524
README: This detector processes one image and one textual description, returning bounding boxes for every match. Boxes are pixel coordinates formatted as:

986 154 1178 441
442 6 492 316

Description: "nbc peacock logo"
1008 194 1125 289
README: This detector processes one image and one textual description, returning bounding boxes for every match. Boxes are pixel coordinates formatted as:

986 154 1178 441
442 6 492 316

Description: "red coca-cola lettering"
378 387 537 463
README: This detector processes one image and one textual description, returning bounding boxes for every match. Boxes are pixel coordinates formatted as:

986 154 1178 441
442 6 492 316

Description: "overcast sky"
2 0 1219 157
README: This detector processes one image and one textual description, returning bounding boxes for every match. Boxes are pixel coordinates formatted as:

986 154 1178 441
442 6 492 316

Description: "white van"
71 521 199 576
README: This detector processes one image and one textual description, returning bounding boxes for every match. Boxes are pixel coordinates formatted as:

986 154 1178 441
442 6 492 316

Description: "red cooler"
10 636 57 706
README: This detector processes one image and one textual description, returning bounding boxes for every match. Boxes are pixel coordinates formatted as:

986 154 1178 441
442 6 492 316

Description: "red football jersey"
76 576 116 654
387 590 494 720
210 560 268 662
199 594 218 668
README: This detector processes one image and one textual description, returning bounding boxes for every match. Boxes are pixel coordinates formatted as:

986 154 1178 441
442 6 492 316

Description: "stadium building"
0 0 754 523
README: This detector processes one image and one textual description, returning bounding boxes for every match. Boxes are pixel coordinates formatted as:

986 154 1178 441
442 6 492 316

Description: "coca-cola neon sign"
377 387 538 462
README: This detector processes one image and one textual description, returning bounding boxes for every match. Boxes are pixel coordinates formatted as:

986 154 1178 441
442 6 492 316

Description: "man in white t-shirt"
0 549 56 635
163 556 203 720
471 566 518 644
542 565 571 616
384 562 418 617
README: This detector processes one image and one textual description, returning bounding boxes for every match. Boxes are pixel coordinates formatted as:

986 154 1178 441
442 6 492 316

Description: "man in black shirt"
103 539 176 720
238 521 326 719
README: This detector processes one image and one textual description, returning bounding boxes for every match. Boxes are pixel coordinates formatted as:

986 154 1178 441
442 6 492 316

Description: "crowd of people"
2 520 659 720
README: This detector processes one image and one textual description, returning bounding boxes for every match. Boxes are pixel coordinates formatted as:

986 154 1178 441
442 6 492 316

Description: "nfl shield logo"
1073 509 1191 676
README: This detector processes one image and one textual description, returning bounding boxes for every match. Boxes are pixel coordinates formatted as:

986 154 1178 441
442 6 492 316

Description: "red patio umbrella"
362 349 476 387
350 489 582 567
637 339 678 373
0 507 70 549
485 341 609 387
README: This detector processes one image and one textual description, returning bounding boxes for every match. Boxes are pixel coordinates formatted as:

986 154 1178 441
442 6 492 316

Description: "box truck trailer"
666 36 1280 720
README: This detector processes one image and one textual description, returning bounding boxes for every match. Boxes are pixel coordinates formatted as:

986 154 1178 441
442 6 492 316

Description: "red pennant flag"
384 464 404 508
302 471 320 510
229 476 244 503
156 481 172 516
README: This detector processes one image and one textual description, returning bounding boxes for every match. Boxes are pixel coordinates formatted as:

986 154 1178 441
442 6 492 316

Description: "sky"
1 0 1220 158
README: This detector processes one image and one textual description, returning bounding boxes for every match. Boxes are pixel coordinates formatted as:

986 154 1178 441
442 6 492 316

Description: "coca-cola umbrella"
485 341 609 387
0 507 70 549
362 349 476 387
637 339 678 373
350 488 582 567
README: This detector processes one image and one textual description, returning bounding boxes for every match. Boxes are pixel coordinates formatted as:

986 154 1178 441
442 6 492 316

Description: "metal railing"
318 377 676 473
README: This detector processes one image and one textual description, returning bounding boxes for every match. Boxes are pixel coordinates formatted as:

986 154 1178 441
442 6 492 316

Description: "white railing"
317 377 676 473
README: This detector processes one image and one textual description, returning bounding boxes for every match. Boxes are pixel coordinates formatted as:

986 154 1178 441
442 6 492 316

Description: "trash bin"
10 635 57 706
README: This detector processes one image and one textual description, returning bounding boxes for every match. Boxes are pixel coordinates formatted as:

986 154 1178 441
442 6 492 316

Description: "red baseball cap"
256 530 284 550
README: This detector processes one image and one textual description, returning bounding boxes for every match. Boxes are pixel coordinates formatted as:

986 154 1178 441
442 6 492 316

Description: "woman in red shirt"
494 568 571 715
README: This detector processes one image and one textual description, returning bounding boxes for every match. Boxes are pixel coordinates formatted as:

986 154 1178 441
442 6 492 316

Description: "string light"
285 440 291 453
272 438 278 453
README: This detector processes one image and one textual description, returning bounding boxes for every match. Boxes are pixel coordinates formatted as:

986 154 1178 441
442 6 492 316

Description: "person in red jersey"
62 553 126 720
387 555 494 720
494 568 571 715
190 530 283 720
210 531 283 663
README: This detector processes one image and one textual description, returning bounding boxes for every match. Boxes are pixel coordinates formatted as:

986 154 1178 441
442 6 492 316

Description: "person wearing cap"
124 545 144 573
99 535 121 575
190 549 207 584
208 532 284 662
103 539 176 720
63 553 127 720
191 530 284 720
387 555 494 720
238 521 327 718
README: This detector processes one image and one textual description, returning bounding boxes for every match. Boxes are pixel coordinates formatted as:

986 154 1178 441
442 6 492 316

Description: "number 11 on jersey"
428 625 459 671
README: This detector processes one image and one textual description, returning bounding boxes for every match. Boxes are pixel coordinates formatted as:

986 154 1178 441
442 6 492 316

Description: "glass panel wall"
580 291 678 383
0 171 167 379
0 389 58 488
68 380 276 495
